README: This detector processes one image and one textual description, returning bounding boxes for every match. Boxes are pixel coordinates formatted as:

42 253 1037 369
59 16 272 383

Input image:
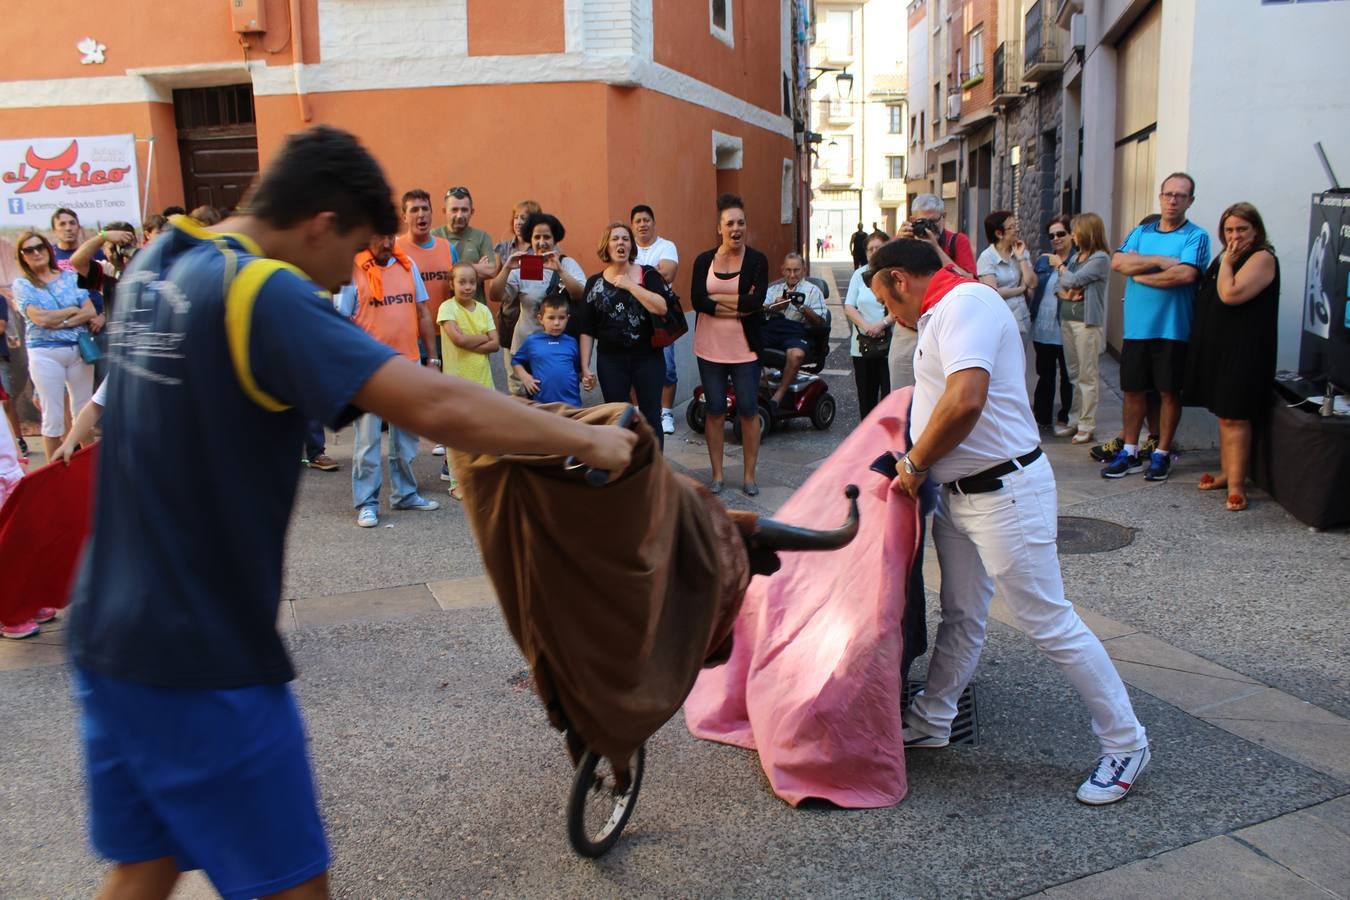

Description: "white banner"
1 134 141 233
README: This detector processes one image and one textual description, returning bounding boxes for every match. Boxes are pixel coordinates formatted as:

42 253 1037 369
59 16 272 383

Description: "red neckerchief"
919 266 978 317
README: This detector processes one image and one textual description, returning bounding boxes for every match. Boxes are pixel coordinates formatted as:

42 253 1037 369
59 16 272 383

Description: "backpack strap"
223 255 305 413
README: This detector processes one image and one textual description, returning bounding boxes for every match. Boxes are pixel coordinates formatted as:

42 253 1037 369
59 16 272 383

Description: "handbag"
77 330 102 364
856 325 892 359
649 270 688 348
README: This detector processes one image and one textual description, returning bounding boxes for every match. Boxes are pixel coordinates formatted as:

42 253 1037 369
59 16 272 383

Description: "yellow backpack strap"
224 258 306 412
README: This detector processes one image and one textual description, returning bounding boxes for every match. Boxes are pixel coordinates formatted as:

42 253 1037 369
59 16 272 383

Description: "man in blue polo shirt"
65 126 635 900
1106 172 1210 482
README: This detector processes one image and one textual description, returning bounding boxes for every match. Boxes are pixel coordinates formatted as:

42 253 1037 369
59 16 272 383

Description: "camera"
783 291 806 305
911 218 938 238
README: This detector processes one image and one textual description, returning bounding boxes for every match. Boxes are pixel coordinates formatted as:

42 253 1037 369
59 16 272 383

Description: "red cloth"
0 445 97 625
920 266 978 316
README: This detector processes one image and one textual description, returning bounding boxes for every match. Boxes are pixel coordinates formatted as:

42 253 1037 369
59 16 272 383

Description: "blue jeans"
351 412 420 510
303 420 326 459
663 344 678 386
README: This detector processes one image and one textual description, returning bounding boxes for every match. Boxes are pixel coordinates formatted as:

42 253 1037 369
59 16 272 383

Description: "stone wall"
993 77 1063 254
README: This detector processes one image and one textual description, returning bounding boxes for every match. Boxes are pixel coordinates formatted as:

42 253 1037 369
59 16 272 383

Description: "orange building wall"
468 0 566 56
0 0 318 81
652 0 784 115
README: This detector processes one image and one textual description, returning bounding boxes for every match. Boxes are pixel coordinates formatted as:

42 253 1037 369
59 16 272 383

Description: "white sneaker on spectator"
357 507 379 528
660 410 676 435
395 496 440 512
432 444 446 456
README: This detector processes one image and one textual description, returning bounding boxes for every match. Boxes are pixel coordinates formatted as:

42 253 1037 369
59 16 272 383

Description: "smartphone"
520 254 544 281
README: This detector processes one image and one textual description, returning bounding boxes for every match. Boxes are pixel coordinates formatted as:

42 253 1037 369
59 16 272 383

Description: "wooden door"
174 85 259 213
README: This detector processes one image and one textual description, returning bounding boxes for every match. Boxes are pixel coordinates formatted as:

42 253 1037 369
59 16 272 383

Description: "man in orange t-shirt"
338 234 441 526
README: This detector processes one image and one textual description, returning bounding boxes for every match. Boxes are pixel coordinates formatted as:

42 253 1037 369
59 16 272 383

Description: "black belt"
945 448 1043 495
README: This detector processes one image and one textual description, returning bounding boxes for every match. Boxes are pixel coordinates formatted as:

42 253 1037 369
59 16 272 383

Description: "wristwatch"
901 453 929 476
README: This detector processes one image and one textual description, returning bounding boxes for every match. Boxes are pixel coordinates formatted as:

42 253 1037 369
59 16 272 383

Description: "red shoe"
1 620 40 639
33 608 58 624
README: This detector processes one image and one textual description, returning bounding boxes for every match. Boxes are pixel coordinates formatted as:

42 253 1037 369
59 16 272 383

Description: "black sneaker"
1090 436 1123 463
1143 450 1171 482
1101 449 1142 479
16 436 28 455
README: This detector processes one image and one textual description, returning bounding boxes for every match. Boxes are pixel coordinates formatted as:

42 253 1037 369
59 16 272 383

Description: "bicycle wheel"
566 744 645 858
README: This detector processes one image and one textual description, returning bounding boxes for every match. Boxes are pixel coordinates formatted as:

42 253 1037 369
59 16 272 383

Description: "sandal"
447 486 465 502
1226 494 1248 512
1198 473 1227 491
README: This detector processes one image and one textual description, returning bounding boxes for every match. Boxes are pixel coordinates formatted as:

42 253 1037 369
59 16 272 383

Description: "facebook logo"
6 198 22 215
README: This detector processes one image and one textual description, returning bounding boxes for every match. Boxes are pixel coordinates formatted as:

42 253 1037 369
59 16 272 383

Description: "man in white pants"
865 239 1150 805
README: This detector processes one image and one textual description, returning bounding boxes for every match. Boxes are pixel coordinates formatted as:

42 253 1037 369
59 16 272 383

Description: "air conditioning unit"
946 93 961 120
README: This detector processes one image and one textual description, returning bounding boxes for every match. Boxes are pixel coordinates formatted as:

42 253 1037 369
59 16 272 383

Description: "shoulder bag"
646 267 688 348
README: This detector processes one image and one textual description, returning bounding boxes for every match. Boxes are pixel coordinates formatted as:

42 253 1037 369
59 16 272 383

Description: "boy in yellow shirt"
436 262 499 499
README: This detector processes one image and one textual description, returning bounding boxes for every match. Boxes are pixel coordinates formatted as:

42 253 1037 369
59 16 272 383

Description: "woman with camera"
11 231 97 463
843 231 894 419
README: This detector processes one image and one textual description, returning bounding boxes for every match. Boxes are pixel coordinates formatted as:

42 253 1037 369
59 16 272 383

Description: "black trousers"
1032 341 1072 426
597 350 665 450
852 355 891 421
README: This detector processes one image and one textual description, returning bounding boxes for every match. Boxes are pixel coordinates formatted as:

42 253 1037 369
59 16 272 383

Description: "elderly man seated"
762 253 827 411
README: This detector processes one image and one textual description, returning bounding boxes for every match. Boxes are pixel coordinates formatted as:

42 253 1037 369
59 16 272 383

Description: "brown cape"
452 403 749 761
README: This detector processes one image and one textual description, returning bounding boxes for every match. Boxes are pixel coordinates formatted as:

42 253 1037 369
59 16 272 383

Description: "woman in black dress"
1184 202 1279 511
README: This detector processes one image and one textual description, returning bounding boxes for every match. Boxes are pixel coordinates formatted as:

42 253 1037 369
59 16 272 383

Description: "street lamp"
834 71 854 100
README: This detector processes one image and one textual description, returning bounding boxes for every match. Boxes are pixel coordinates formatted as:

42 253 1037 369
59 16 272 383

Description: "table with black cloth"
1252 379 1350 529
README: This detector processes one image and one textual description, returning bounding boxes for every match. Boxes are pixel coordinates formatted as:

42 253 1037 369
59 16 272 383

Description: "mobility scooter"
685 276 838 442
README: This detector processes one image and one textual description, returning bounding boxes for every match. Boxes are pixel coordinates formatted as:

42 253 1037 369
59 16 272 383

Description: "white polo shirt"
910 280 1040 483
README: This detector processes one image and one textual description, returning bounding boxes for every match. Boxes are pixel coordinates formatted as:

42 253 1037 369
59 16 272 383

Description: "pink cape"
684 387 919 808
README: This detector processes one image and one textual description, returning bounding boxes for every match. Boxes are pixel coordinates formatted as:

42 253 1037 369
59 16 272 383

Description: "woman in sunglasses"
11 231 97 463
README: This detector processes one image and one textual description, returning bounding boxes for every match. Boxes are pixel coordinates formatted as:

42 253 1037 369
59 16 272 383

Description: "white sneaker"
901 723 950 749
1076 746 1150 805
395 496 440 512
432 444 446 456
1054 423 1077 437
357 507 379 528
660 410 676 435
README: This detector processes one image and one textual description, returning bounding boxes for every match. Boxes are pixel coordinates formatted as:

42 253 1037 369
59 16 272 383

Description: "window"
955 50 962 84
826 9 854 58
910 114 917 139
710 0 733 47
888 105 903 134
919 111 926 142
780 158 795 225
968 26 985 78
828 135 854 179
887 156 905 180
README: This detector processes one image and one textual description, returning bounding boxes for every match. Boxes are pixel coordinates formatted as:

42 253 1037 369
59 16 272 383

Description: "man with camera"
897 193 976 278
761 253 827 412
866 237 1150 806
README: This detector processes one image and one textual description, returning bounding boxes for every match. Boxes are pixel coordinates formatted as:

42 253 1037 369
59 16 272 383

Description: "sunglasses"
445 187 471 200
20 243 46 255
1047 230 1068 238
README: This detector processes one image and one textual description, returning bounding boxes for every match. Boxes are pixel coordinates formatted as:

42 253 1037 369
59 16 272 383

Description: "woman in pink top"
690 194 769 496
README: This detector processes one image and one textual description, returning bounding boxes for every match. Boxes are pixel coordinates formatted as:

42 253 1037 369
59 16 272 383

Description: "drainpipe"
290 0 312 122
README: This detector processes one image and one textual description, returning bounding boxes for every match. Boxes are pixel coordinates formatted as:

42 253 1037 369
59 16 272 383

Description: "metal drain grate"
1057 516 1136 555
903 680 978 746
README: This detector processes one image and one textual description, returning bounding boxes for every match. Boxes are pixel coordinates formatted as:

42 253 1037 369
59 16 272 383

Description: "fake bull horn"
748 485 861 552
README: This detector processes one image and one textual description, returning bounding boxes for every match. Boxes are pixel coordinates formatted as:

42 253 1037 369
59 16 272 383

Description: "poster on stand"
1 134 141 237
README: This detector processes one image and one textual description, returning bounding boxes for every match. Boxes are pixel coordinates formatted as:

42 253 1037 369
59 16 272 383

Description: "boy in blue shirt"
512 294 583 406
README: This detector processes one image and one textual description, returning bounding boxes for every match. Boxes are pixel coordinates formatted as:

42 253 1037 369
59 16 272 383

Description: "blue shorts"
74 667 329 900
697 357 761 418
762 316 811 354
662 343 678 386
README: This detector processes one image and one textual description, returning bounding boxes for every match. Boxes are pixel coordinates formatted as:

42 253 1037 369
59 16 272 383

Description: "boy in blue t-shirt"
512 294 583 406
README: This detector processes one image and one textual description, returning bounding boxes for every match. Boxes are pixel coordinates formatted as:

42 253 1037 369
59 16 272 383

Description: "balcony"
879 179 907 204
993 40 1022 101
821 97 855 126
1023 0 1064 83
959 64 985 91
945 90 961 120
819 36 856 66
870 72 907 97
